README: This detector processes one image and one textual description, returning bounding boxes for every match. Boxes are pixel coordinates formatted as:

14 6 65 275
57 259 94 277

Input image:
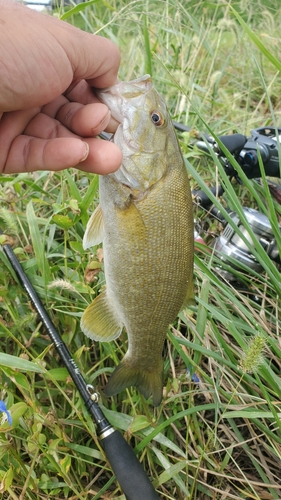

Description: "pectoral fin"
116 198 146 238
81 290 123 341
83 205 104 249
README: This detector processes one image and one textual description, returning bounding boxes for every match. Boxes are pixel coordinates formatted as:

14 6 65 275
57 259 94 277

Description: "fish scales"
81 75 194 406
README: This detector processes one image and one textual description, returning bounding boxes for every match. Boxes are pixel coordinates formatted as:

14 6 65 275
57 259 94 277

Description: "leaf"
79 174 99 226
45 368 69 381
129 415 151 433
11 372 30 390
64 171 82 203
0 353 44 373
223 410 281 419
136 403 217 453
59 454 71 475
151 445 188 493
60 0 102 20
51 214 74 230
66 443 104 461
0 402 28 431
26 201 51 282
37 480 68 490
69 241 85 254
102 407 132 431
230 7 281 73
0 467 14 492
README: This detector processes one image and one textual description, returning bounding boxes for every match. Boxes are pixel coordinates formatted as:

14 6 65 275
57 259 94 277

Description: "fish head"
97 75 174 192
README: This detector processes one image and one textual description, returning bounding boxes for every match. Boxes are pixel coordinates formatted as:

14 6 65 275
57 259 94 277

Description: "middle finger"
24 113 77 139
55 101 111 136
43 97 118 135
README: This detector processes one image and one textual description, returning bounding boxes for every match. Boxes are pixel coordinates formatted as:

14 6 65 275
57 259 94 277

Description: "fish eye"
151 110 165 127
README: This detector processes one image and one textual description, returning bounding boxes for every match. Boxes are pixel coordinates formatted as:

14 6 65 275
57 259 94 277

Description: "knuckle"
46 120 61 139
56 103 81 131
62 107 76 127
22 138 32 172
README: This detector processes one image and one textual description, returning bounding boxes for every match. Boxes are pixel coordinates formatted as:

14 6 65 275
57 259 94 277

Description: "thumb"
65 31 120 89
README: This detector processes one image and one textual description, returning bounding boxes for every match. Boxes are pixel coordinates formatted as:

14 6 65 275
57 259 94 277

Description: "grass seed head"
239 333 267 374
0 207 18 234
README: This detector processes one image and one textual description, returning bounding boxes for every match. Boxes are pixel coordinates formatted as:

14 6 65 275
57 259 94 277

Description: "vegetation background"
1 0 281 499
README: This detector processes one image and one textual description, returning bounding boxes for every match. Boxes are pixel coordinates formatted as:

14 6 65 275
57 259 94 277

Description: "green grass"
1 0 281 498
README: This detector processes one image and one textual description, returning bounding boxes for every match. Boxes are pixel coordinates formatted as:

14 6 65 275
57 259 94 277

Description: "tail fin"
104 357 164 406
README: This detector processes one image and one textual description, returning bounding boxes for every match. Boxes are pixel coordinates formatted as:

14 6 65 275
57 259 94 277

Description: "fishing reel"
190 127 281 284
207 207 281 283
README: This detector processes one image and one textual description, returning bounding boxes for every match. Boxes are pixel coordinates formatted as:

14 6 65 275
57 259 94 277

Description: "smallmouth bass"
81 75 194 406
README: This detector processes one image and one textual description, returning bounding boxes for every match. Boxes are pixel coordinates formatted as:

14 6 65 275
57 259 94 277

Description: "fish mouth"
99 125 143 190
96 77 151 148
113 125 147 189
97 76 154 190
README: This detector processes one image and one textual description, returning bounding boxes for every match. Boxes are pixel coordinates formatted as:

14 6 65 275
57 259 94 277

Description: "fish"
81 74 194 406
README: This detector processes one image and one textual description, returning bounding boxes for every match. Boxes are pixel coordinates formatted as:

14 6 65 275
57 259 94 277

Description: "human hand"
0 1 122 175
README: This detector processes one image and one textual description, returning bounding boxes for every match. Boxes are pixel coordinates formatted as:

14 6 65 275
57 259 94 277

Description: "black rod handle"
100 429 160 500
192 185 224 207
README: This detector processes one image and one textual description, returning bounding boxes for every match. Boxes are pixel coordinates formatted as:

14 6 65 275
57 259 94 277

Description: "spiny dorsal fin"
80 290 123 341
83 205 104 249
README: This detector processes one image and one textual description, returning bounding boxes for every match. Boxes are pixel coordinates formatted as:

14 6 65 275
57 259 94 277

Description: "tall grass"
1 1 281 498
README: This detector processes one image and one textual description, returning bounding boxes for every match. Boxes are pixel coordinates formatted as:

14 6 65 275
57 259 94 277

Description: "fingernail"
91 110 111 135
106 116 120 134
79 142 89 163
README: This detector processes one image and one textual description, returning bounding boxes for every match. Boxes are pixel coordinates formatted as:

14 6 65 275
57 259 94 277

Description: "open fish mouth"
97 75 153 147
98 135 142 191
98 128 142 190
99 125 141 153
97 74 166 190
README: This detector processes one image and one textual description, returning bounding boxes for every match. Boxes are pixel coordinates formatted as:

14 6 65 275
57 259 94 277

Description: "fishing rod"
0 233 161 500
173 121 281 180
